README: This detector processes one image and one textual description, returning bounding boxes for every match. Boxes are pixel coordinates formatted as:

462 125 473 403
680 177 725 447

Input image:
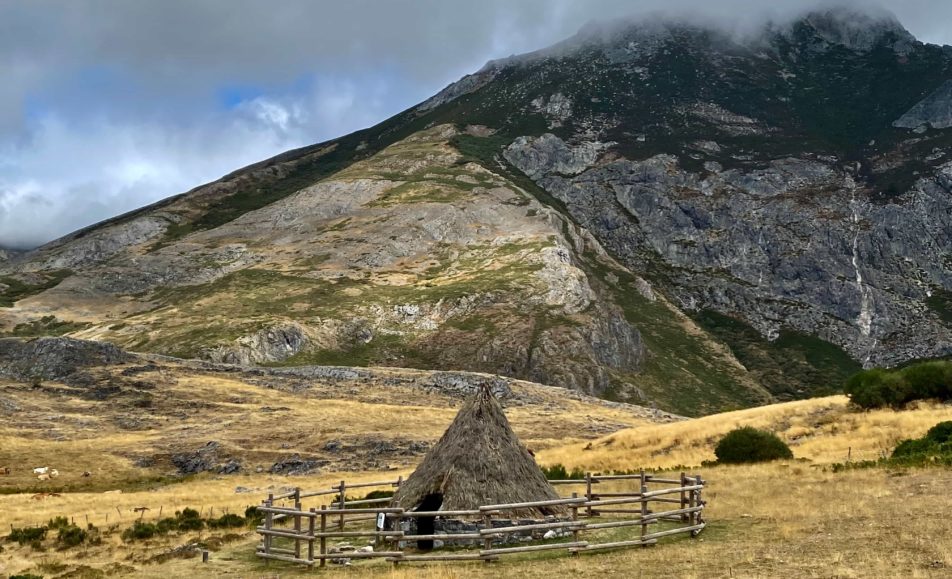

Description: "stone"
171 442 221 475
268 454 324 475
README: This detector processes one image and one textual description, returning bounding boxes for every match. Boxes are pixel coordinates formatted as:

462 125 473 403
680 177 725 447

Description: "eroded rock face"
0 337 132 381
506 134 952 366
506 135 607 179
206 323 310 366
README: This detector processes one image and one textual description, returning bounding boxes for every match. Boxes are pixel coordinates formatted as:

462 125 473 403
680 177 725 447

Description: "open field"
0 358 673 495
2 377 952 577
4 461 950 578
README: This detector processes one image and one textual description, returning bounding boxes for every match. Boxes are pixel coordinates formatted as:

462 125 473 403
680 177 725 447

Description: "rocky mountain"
3 7 951 414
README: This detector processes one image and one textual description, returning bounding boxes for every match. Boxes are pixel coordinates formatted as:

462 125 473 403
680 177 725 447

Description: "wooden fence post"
264 494 274 564
338 480 346 531
570 492 580 557
390 512 402 567
688 477 697 529
640 469 648 547
307 508 316 566
294 488 302 560
585 473 594 517
680 472 688 522
482 511 493 563
693 475 703 536
320 505 327 568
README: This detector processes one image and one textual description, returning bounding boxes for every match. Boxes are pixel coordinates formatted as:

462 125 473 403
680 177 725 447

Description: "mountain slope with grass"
3 7 952 412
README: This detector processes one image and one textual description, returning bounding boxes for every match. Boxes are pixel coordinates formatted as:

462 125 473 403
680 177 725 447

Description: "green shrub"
8 526 47 545
892 421 952 459
46 516 70 530
244 505 264 525
156 517 179 533
56 525 87 548
540 463 586 480
714 427 794 464
207 513 245 529
845 361 952 409
176 517 204 531
925 421 952 444
121 521 158 542
175 508 204 531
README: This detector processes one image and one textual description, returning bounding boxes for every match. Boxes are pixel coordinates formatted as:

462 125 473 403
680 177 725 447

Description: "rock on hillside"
0 337 132 382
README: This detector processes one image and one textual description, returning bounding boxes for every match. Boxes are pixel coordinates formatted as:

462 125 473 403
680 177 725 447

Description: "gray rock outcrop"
894 80 952 129
0 337 132 382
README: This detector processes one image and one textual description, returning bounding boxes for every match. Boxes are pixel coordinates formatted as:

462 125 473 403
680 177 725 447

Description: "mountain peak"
784 6 916 52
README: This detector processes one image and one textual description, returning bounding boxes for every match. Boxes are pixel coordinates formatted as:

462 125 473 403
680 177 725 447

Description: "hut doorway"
415 493 443 550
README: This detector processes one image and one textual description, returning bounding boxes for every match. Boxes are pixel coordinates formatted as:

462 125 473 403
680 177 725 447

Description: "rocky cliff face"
0 124 764 413
3 8 949 413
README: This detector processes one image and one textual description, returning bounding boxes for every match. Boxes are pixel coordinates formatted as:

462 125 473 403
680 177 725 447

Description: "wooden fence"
255 471 706 567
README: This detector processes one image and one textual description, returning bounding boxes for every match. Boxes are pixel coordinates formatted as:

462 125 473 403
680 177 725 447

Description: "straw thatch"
390 384 565 518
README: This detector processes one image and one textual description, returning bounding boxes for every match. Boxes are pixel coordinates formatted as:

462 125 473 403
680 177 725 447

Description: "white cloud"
1 0 951 248
0 72 409 248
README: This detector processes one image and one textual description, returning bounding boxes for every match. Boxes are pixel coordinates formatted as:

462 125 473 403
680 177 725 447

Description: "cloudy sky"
1 0 950 249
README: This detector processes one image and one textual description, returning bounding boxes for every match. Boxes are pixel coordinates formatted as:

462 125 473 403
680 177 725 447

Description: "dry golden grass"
3 376 952 578
538 396 952 471
66 465 950 579
0 362 662 493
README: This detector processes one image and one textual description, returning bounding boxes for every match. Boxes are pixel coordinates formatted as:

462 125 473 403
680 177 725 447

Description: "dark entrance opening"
415 493 443 550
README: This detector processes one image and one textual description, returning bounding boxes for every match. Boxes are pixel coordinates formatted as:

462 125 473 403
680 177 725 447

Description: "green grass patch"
2 315 90 338
694 309 860 400
926 287 952 325
0 270 73 307
581 255 766 416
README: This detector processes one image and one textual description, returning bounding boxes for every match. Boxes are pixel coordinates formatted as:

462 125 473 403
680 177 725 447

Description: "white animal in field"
49 469 59 478
33 467 49 475
37 473 50 481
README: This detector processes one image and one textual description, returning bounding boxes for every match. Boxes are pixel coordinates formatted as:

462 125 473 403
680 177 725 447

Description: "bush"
540 463 586 480
845 361 952 409
177 517 204 531
244 505 264 525
46 516 70 530
207 513 245 529
8 526 47 545
175 508 204 531
56 525 87 548
121 521 158 542
714 427 794 464
156 517 179 534
892 421 952 459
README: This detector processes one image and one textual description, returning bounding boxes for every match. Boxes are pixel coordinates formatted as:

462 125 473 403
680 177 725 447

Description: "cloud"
1 0 950 248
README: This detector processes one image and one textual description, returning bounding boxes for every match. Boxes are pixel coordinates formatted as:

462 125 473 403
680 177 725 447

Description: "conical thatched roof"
390 384 564 518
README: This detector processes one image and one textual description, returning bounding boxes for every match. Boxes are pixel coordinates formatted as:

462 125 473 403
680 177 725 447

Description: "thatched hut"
390 385 564 546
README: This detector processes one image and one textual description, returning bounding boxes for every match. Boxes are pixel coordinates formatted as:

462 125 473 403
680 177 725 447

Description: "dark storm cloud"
1 0 950 248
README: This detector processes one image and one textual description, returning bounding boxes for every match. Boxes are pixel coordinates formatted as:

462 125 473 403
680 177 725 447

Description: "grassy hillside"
539 396 952 471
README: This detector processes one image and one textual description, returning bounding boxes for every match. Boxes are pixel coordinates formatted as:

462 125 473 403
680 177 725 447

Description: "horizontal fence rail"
255 470 706 568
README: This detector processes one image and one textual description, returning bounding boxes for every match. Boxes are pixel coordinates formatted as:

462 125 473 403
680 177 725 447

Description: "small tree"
714 427 793 464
